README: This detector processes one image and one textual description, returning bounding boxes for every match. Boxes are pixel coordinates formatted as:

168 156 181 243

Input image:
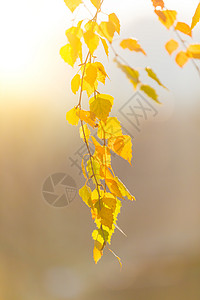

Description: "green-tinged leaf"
89 94 114 121
115 60 140 89
140 84 160 103
86 157 102 183
79 185 93 207
145 67 167 89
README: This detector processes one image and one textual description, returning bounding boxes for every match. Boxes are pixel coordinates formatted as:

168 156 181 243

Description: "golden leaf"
64 0 82 12
151 0 164 9
98 21 116 43
89 94 114 121
66 107 80 126
120 38 146 55
97 117 122 140
100 38 109 57
175 22 192 37
83 30 100 55
60 44 79 67
77 110 97 128
71 74 80 94
109 13 120 34
191 2 200 30
90 0 101 10
155 9 177 29
165 39 179 55
187 44 200 59
175 51 189 67
79 124 91 141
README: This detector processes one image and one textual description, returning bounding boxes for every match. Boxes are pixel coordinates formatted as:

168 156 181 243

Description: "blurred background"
0 0 200 299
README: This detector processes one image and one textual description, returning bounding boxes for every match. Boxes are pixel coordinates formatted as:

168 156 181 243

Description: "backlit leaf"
155 10 177 29
187 44 200 59
83 30 100 55
64 0 82 12
120 38 146 55
97 117 122 140
145 67 167 89
165 39 179 55
77 110 97 128
60 44 78 67
79 124 91 141
140 84 160 103
79 185 92 208
71 74 80 94
89 94 114 121
109 13 120 34
191 2 200 30
100 38 109 57
108 135 132 164
175 22 192 37
90 0 101 10
66 107 80 125
175 51 189 67
98 21 116 43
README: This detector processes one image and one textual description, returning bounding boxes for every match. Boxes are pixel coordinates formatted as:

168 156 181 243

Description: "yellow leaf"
89 94 114 121
109 13 120 34
99 206 113 229
91 137 111 167
93 243 103 264
94 62 108 84
79 124 90 141
86 157 102 183
97 117 122 140
66 107 80 126
120 38 146 55
187 44 200 59
60 43 78 67
165 39 179 55
102 193 117 211
175 22 192 37
140 84 160 103
108 135 132 164
115 60 140 89
155 10 177 29
90 0 101 10
191 2 200 30
98 21 116 43
175 51 189 67
64 0 82 12
65 25 83 40
151 0 164 9
145 67 167 89
71 74 80 94
79 185 93 208
83 30 100 55
100 38 109 57
84 63 98 87
77 110 97 128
